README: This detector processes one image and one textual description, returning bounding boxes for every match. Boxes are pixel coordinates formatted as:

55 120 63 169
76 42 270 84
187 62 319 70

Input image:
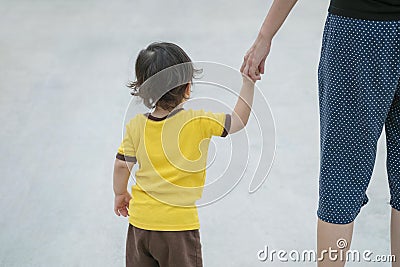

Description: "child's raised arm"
113 159 135 217
229 76 255 134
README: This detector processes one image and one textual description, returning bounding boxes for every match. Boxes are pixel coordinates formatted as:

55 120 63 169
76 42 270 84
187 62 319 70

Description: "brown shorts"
126 224 203 267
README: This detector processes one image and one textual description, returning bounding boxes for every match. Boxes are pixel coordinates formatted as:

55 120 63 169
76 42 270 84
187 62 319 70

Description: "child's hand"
114 191 132 217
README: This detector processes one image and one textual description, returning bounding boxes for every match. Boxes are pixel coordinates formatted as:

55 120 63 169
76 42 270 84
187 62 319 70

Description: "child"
113 42 255 267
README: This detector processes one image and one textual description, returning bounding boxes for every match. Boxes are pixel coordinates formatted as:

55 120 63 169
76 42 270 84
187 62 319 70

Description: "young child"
113 42 256 267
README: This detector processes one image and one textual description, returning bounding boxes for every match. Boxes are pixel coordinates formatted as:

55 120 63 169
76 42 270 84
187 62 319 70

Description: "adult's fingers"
243 62 260 81
248 64 261 81
243 62 250 78
259 58 266 74
240 60 246 73
240 53 249 73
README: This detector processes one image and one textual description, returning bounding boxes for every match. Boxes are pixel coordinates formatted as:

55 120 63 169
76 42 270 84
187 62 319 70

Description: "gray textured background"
0 0 393 266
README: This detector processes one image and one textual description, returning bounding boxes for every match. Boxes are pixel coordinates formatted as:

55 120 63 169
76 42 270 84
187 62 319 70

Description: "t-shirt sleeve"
196 110 231 138
116 121 137 163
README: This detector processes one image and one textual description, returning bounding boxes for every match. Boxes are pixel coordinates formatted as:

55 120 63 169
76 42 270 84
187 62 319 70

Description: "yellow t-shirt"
117 108 230 231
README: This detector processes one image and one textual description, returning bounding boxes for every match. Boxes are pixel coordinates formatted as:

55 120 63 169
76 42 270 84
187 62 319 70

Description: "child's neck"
152 101 185 118
151 107 172 118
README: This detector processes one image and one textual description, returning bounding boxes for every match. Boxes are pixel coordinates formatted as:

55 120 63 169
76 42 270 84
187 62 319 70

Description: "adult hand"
241 34 272 81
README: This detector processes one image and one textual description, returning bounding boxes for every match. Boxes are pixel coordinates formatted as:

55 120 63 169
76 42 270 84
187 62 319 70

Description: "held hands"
114 191 132 217
240 33 272 81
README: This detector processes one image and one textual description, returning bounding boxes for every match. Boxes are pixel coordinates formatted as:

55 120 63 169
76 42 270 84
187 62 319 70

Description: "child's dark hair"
128 42 200 111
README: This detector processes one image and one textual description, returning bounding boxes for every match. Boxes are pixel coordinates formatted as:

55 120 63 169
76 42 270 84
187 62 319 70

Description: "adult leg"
317 14 400 266
391 209 400 267
317 220 354 267
385 85 400 267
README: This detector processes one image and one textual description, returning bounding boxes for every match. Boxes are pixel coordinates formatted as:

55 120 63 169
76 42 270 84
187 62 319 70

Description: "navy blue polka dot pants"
317 13 400 224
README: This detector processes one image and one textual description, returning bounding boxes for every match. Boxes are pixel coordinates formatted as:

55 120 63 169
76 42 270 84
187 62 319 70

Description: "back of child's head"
128 42 198 111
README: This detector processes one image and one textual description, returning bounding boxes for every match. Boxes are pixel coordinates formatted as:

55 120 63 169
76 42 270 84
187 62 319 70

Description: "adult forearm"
259 0 298 41
241 0 298 80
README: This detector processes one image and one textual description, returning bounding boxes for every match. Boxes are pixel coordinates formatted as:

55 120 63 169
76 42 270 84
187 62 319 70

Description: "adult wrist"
257 30 273 45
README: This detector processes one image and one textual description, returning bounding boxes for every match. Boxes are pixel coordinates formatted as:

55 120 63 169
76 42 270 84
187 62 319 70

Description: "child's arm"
229 76 255 134
113 159 135 217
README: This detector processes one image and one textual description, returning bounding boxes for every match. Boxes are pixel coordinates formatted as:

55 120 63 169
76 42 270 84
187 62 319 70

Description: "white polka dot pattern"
317 13 400 224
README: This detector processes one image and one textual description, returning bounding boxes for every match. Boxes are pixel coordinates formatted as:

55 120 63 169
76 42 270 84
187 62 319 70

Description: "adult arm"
241 0 298 80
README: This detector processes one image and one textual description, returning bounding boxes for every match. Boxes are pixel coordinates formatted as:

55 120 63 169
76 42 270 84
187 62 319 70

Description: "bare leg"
317 219 354 267
391 208 400 267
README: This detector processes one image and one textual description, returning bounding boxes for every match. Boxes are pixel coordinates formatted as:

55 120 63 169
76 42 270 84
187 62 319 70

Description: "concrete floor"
0 0 394 266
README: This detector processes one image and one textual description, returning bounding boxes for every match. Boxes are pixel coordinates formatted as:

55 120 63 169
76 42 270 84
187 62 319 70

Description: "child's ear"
184 83 191 98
